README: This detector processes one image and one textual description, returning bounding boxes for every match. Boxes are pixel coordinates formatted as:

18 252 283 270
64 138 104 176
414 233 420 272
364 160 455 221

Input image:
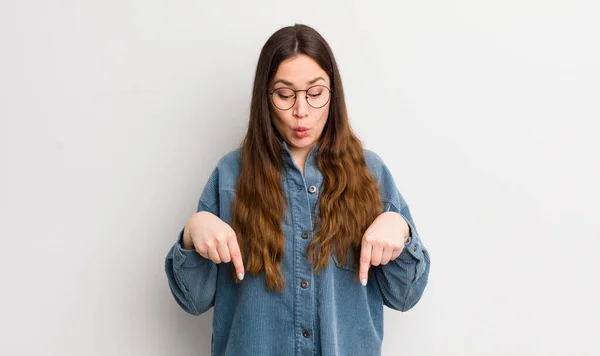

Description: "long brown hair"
231 24 383 292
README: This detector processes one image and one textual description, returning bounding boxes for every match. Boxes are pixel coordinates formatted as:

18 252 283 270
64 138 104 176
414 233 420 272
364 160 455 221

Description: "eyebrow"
273 76 326 87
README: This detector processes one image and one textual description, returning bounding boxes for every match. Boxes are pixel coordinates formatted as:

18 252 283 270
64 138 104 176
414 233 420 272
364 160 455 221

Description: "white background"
1 1 599 355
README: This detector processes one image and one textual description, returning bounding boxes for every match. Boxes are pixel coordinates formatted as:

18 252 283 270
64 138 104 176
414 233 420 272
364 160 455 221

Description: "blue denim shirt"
165 142 430 356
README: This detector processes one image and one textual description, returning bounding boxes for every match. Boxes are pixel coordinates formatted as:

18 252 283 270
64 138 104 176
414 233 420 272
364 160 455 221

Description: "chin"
288 137 314 149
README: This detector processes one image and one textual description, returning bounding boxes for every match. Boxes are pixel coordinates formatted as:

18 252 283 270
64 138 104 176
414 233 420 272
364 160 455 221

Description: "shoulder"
216 149 241 170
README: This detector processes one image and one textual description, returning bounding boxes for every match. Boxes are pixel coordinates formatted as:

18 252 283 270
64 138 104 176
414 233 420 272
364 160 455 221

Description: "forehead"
272 54 329 86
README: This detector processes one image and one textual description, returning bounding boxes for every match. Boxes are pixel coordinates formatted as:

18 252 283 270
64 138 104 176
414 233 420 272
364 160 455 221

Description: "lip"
293 127 309 138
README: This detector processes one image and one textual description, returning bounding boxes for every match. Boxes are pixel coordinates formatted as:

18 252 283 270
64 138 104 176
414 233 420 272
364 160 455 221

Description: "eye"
277 93 294 99
274 88 295 100
307 87 324 97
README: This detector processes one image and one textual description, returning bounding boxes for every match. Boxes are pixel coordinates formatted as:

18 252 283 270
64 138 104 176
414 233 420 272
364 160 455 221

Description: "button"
301 280 309 288
308 185 317 193
301 232 309 239
302 329 311 338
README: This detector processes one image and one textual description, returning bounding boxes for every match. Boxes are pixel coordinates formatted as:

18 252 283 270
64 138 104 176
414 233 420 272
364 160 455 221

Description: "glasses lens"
272 88 295 110
307 86 330 108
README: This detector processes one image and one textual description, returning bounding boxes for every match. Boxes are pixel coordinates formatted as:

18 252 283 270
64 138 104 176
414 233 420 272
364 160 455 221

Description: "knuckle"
196 249 207 258
359 256 371 264
228 238 240 249
199 244 210 253
217 239 228 249
230 250 241 260
366 234 382 245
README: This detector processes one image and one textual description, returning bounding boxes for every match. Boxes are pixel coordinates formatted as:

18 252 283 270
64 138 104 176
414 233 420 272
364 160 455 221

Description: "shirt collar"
280 140 320 169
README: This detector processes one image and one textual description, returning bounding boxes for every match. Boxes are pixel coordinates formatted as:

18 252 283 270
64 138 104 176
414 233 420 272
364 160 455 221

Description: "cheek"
317 108 329 126
274 112 293 126
317 111 329 134
271 112 290 134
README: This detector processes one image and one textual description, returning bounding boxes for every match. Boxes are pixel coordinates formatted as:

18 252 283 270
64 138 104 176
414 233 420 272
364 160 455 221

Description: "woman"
165 23 430 356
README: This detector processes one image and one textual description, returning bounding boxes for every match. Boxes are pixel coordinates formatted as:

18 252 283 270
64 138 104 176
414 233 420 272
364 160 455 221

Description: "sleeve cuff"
172 227 212 268
398 213 424 262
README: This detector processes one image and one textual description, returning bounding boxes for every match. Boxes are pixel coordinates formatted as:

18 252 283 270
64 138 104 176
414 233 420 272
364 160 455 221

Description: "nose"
293 93 309 118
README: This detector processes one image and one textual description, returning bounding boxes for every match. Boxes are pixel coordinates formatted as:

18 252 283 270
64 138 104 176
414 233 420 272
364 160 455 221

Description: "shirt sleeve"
164 167 220 315
372 158 431 312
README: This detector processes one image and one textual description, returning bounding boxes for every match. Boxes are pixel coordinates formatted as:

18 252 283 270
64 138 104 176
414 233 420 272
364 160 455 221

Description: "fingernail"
238 273 244 281
361 278 367 286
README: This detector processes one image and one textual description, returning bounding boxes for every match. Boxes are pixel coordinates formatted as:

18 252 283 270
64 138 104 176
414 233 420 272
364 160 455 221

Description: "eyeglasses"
268 85 333 110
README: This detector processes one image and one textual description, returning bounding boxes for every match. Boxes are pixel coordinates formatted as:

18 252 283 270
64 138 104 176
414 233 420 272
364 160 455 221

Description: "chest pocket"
332 248 358 272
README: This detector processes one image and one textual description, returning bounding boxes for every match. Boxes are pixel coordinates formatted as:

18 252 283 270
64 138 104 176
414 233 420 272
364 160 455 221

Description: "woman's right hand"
182 211 245 280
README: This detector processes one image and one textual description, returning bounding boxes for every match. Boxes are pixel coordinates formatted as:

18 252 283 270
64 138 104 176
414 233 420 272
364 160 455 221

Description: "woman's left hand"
359 212 409 286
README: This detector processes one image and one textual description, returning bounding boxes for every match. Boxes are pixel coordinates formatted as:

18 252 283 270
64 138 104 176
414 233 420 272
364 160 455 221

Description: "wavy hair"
231 24 383 292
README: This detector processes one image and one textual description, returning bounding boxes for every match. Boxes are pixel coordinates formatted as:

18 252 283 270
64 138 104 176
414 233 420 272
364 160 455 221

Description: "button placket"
285 162 318 354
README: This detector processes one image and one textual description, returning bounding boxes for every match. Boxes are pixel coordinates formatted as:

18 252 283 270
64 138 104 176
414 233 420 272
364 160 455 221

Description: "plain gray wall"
1 1 599 355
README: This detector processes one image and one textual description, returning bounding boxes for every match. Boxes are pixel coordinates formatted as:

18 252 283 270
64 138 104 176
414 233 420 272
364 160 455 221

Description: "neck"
291 146 310 174
285 142 318 175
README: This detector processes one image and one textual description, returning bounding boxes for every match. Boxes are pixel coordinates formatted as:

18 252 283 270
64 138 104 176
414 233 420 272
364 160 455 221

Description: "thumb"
228 235 245 281
359 240 372 286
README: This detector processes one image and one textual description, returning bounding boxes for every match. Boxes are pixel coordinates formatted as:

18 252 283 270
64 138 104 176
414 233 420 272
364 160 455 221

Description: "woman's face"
269 54 331 154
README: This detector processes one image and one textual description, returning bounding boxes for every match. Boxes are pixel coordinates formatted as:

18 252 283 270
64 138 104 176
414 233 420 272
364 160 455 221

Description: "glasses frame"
268 85 333 110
